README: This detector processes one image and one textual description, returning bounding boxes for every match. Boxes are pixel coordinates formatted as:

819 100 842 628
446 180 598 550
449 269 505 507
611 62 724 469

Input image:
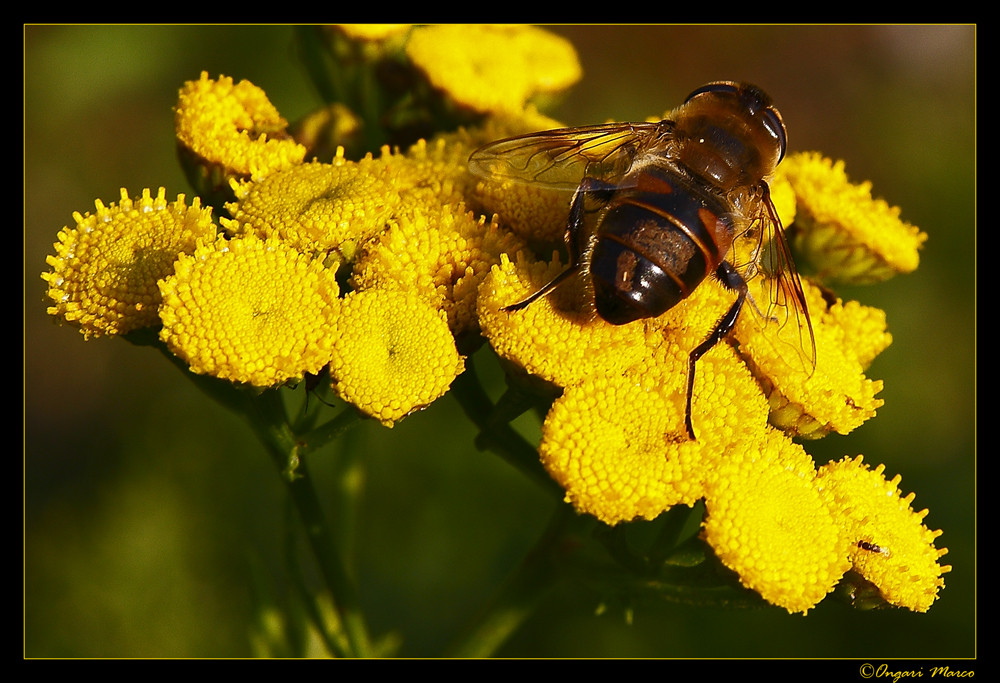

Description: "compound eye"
763 107 787 162
684 81 739 103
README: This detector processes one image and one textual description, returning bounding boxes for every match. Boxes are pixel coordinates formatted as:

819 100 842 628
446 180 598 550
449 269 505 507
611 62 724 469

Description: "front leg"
684 260 748 440
502 176 617 312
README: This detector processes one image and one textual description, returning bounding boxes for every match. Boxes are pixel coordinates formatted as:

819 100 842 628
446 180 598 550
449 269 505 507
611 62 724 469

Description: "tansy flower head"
537 330 773 526
352 206 526 335
405 25 581 116
817 456 950 612
41 188 217 340
223 156 402 260
777 152 927 285
539 373 705 523
733 276 889 439
477 252 651 388
378 135 479 212
158 233 340 387
175 72 306 192
701 428 851 614
328 286 465 427
334 24 411 42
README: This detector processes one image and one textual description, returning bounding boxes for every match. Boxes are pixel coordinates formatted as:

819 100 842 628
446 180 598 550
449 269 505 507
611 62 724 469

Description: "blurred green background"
25 25 975 658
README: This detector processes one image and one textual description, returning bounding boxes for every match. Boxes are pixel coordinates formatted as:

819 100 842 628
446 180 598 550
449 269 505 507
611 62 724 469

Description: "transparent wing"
468 121 668 191
736 183 817 372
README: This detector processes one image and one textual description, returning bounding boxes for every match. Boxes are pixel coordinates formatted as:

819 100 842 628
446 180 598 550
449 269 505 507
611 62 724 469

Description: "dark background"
25 25 975 658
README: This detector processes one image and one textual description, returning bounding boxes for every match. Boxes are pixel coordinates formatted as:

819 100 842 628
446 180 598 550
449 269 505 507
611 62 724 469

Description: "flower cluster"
42 26 576 424
41 25 946 615
476 147 942 613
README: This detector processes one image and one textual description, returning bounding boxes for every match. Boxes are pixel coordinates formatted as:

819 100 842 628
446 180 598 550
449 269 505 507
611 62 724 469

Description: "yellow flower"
352 206 526 335
474 143 923 611
405 25 581 115
334 24 411 42
328 286 465 427
158 233 340 387
539 372 705 523
223 155 401 260
41 188 217 340
777 152 927 284
733 276 888 439
175 72 306 184
817 456 950 612
478 253 651 388
702 428 851 614
377 136 478 212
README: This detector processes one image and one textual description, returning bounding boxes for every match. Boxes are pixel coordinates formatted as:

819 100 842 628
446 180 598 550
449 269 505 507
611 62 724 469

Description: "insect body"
469 81 814 440
857 540 890 556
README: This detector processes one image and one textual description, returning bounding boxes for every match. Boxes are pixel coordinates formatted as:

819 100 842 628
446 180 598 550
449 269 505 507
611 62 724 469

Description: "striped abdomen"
589 165 736 325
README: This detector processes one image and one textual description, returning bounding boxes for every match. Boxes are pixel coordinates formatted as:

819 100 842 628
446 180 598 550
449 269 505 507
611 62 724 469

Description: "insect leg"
684 261 748 440
502 176 617 313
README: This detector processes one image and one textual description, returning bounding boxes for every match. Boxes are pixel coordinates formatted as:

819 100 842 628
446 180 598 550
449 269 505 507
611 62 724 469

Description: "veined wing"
468 121 668 191
738 183 817 373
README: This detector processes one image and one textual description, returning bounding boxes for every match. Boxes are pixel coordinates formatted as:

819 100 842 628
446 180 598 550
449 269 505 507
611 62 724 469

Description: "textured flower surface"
405 25 581 115
328 286 465 426
733 275 889 439
473 135 942 612
817 456 950 612
777 152 928 284
175 71 306 181
352 206 526 335
702 429 851 614
158 233 340 387
41 188 217 339
224 155 401 259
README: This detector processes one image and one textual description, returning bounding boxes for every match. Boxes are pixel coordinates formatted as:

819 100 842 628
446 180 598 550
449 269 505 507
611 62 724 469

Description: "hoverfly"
469 81 815 440
857 540 890 556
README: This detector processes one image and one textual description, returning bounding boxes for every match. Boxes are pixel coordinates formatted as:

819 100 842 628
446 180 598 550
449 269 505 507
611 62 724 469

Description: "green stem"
283 498 350 658
246 391 373 658
141 335 373 657
449 357 562 498
299 407 364 455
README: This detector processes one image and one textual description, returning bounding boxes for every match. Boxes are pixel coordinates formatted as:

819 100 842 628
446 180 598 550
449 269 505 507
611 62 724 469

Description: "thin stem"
284 498 350 658
449 357 562 498
144 335 374 657
246 392 374 658
299 407 364 455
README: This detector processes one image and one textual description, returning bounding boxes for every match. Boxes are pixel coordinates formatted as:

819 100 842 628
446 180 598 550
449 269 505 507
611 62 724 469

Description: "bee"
469 81 815 440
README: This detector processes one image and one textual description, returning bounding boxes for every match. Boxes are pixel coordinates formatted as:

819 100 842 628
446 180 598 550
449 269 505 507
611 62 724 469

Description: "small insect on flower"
857 539 890 557
469 81 816 440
